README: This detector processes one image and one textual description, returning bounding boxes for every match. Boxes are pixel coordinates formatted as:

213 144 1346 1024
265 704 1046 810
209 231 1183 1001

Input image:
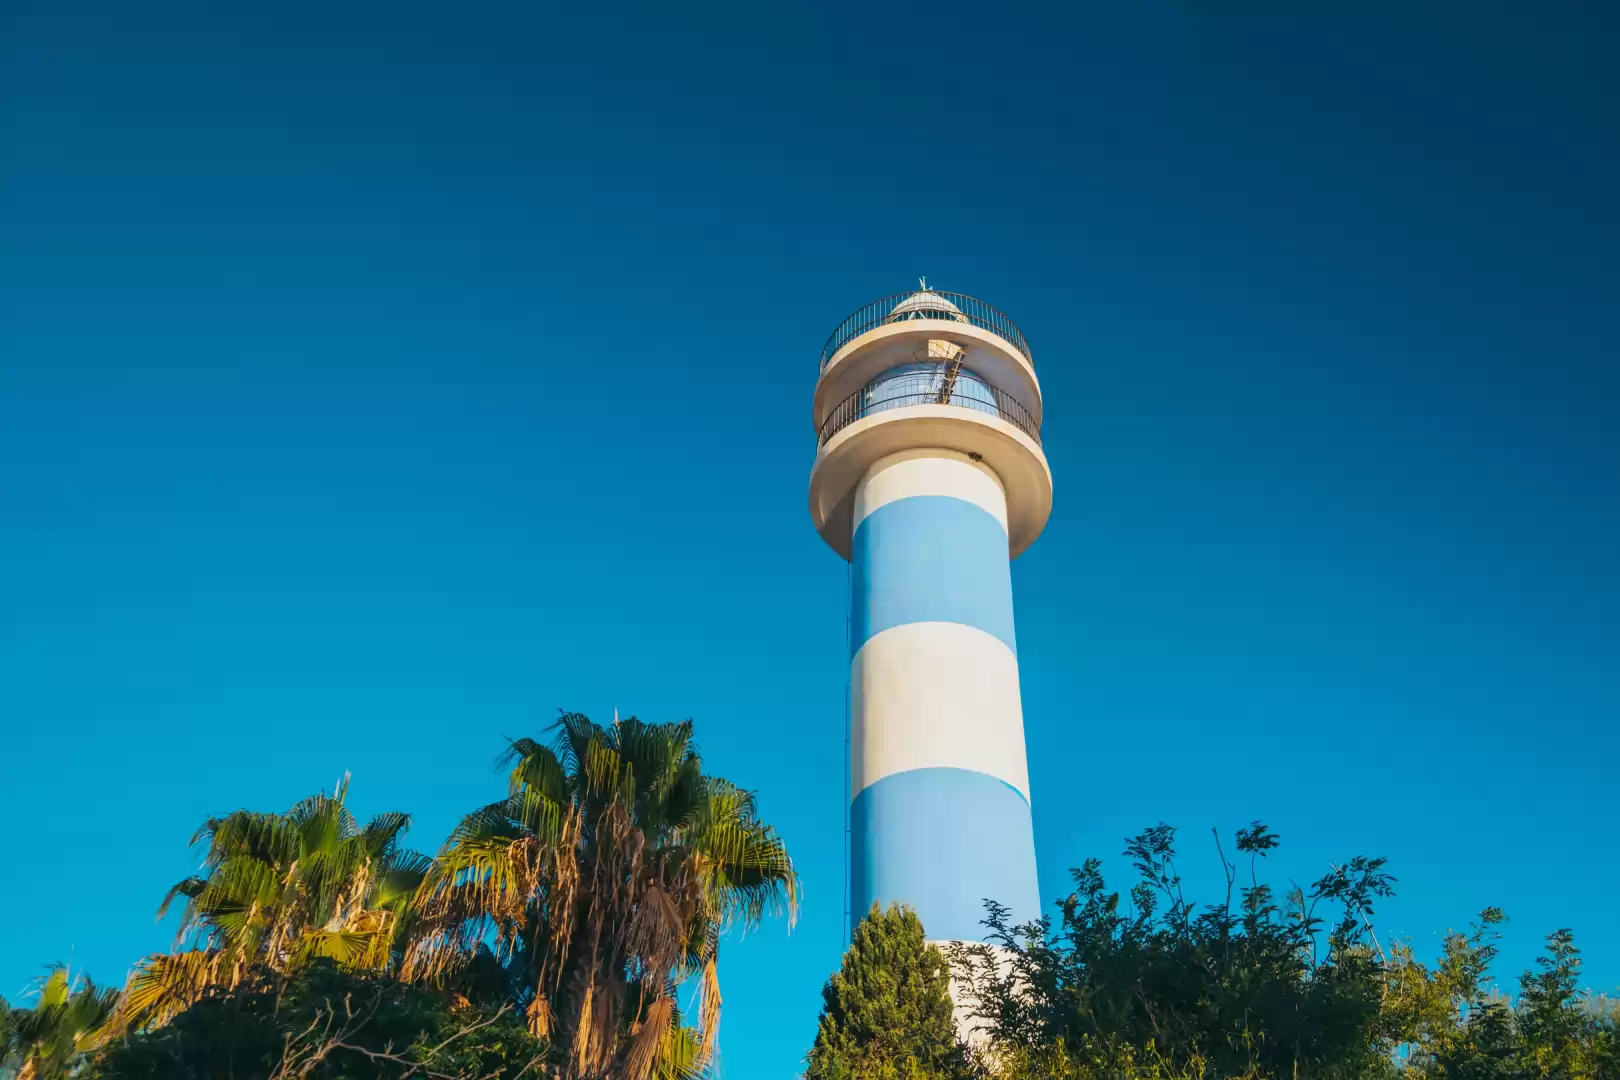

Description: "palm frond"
289 789 358 856
445 799 526 847
691 934 722 1068
502 738 569 798
113 950 229 1034
544 712 585 775
623 990 676 1080
156 876 207 921
32 964 72 1008
374 851 435 908
197 810 299 868
654 1016 709 1080
360 810 412 856
290 928 387 969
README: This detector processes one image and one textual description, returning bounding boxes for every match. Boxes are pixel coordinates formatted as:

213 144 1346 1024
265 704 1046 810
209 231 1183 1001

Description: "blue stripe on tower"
851 768 1039 942
850 495 1018 655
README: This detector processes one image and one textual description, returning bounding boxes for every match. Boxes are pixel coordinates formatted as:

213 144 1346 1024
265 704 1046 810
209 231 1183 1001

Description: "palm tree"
404 713 797 1080
112 776 431 1033
3 966 118 1080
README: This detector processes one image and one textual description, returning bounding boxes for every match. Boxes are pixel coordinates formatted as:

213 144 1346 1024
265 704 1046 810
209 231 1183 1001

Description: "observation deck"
808 288 1052 560
819 290 1033 372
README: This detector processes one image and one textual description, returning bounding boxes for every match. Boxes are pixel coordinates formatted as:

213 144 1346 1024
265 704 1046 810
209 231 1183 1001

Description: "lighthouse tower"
810 283 1050 948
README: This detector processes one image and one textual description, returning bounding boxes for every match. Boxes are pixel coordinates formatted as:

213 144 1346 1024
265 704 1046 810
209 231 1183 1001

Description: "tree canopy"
2 967 118 1080
111 776 430 1035
88 960 542 1080
403 713 797 1078
948 822 1618 1080
71 712 796 1080
9 733 1616 1080
806 903 974 1080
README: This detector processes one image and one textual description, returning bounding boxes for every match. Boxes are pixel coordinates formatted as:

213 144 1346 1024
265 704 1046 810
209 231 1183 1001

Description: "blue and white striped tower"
810 284 1051 949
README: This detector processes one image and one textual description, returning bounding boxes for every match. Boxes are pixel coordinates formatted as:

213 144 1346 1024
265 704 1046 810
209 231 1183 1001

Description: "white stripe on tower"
852 449 1011 532
851 621 1030 799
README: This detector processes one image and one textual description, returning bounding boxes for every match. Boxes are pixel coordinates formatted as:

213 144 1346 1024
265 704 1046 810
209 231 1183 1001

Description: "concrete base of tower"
809 405 1052 560
928 939 1022 1053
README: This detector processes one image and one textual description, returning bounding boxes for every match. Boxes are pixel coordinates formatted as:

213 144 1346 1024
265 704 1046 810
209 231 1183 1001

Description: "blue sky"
2 1 1617 1075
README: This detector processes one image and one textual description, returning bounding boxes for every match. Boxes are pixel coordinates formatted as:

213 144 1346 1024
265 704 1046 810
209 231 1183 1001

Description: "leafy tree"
1382 908 1502 1075
1578 997 1620 1078
87 959 545 1079
953 822 1398 1080
1517 928 1586 1077
806 903 975 1080
111 776 431 1033
402 713 798 1080
954 824 1620 1080
3 966 118 1080
1386 914 1620 1080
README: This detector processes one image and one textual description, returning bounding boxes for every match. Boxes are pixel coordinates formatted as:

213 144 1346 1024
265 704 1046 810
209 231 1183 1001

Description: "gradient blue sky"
3 1 1617 1075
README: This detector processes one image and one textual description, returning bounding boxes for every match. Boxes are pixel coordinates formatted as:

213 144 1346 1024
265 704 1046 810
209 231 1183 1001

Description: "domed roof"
886 284 967 323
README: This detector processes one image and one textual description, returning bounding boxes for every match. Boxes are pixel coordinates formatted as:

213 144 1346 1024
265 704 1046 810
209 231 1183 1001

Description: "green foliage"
1384 914 1620 1079
806 903 976 1080
0 995 12 1069
955 822 1397 1080
406 712 797 1080
956 824 1620 1080
2 966 119 1080
0 710 793 1080
14 749 1618 1080
87 959 544 1080
69 713 795 1080
114 776 430 1033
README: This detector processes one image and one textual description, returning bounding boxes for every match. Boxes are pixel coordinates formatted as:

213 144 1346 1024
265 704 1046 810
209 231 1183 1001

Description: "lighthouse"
810 283 1050 948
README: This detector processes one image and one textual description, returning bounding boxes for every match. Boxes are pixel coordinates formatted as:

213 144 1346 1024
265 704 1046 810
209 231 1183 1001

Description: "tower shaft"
848 449 1040 941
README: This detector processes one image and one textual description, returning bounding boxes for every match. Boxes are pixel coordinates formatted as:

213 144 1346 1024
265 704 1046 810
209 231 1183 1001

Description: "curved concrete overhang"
814 322 1043 431
809 405 1053 561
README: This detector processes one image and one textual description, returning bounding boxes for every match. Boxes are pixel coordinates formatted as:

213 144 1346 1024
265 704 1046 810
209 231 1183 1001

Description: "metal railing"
819 291 1033 370
817 382 1041 448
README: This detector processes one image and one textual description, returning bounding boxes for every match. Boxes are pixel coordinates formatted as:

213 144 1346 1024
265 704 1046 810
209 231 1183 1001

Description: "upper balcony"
809 288 1051 560
819 289 1033 373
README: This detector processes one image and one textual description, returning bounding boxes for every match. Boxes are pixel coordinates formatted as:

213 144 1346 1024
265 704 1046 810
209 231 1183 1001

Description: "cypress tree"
806 903 974 1080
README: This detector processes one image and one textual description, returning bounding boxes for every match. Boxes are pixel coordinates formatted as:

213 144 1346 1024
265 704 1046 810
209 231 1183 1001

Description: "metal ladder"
935 350 963 404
